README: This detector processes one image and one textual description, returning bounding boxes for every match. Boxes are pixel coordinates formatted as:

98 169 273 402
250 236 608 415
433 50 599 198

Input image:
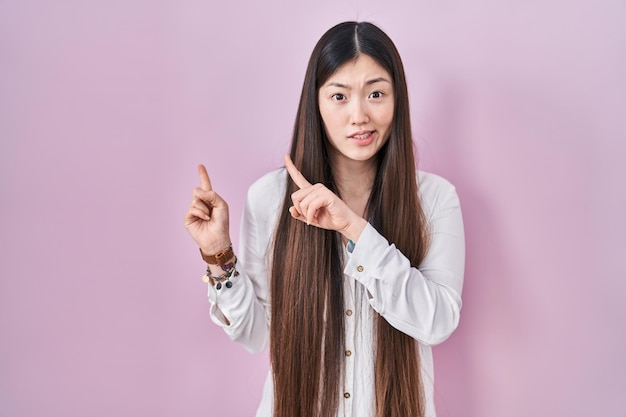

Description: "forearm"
345 189 465 345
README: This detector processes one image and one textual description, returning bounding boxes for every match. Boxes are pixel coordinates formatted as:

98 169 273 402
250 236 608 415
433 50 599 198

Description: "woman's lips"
349 130 375 146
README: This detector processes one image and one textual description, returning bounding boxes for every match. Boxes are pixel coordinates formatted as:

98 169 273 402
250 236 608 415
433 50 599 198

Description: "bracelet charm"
202 257 239 289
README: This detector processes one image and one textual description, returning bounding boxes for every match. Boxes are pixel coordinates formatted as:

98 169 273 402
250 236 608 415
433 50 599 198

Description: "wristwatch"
199 244 235 266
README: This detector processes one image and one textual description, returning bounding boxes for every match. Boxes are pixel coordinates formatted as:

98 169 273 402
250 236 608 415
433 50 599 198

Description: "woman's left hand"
284 154 367 242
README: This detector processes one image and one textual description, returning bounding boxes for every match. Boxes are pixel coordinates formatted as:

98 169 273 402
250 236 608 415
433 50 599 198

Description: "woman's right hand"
184 164 232 255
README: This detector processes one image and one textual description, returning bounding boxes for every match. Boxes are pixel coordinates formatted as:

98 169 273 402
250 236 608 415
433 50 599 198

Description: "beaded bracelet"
202 257 239 290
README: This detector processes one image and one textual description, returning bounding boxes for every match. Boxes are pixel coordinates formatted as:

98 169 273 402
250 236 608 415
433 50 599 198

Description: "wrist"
200 240 232 261
342 217 367 243
206 257 236 275
202 256 239 290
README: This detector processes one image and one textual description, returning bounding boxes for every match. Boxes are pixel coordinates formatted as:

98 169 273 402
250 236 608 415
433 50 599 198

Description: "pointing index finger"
197 164 213 191
284 154 312 189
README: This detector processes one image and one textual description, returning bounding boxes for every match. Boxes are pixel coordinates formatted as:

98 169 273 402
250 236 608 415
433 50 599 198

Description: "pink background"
1 1 625 416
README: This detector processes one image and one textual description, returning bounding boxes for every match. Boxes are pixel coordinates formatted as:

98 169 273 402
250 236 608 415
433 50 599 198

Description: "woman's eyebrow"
366 77 391 85
324 77 391 89
326 81 349 89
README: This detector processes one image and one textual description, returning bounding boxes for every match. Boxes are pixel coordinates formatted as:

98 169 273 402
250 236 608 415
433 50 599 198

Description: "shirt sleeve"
343 176 465 346
206 183 273 354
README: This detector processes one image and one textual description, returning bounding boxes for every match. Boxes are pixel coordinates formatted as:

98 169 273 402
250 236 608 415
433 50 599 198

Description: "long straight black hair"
270 21 429 417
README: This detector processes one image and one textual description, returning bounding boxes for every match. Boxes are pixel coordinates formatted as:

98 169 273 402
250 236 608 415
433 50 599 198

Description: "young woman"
184 21 465 417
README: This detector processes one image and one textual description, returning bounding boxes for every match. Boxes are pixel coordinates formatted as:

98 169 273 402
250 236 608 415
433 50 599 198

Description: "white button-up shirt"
207 168 465 417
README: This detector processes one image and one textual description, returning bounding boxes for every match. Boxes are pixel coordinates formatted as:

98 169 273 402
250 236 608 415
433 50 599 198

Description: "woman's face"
318 54 394 166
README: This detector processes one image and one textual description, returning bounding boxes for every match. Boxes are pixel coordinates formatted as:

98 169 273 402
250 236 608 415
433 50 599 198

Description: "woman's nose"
350 100 370 125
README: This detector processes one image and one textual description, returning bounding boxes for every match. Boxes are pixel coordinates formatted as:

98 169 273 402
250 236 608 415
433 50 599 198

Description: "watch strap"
199 245 235 266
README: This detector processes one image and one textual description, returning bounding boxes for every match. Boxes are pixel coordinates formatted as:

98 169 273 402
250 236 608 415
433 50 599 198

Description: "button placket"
342 276 356 417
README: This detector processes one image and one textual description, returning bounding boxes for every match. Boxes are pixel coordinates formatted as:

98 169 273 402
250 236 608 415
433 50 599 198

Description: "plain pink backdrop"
1 1 625 416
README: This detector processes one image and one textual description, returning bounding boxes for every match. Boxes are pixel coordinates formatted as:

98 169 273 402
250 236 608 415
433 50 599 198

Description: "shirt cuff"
207 269 245 328
343 223 390 291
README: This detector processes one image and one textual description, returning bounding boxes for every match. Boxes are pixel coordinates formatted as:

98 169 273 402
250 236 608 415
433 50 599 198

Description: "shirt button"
346 309 353 316
344 392 351 399
345 350 352 356
356 265 364 272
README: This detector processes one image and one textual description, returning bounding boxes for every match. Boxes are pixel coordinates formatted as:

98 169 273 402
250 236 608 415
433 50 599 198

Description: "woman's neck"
330 153 377 216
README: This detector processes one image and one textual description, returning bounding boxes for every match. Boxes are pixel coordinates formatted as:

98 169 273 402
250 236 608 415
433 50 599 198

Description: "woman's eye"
331 93 346 101
369 91 383 99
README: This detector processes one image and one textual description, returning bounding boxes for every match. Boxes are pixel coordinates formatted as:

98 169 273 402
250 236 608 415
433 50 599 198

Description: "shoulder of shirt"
416 170 460 217
417 170 457 194
245 167 287 214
